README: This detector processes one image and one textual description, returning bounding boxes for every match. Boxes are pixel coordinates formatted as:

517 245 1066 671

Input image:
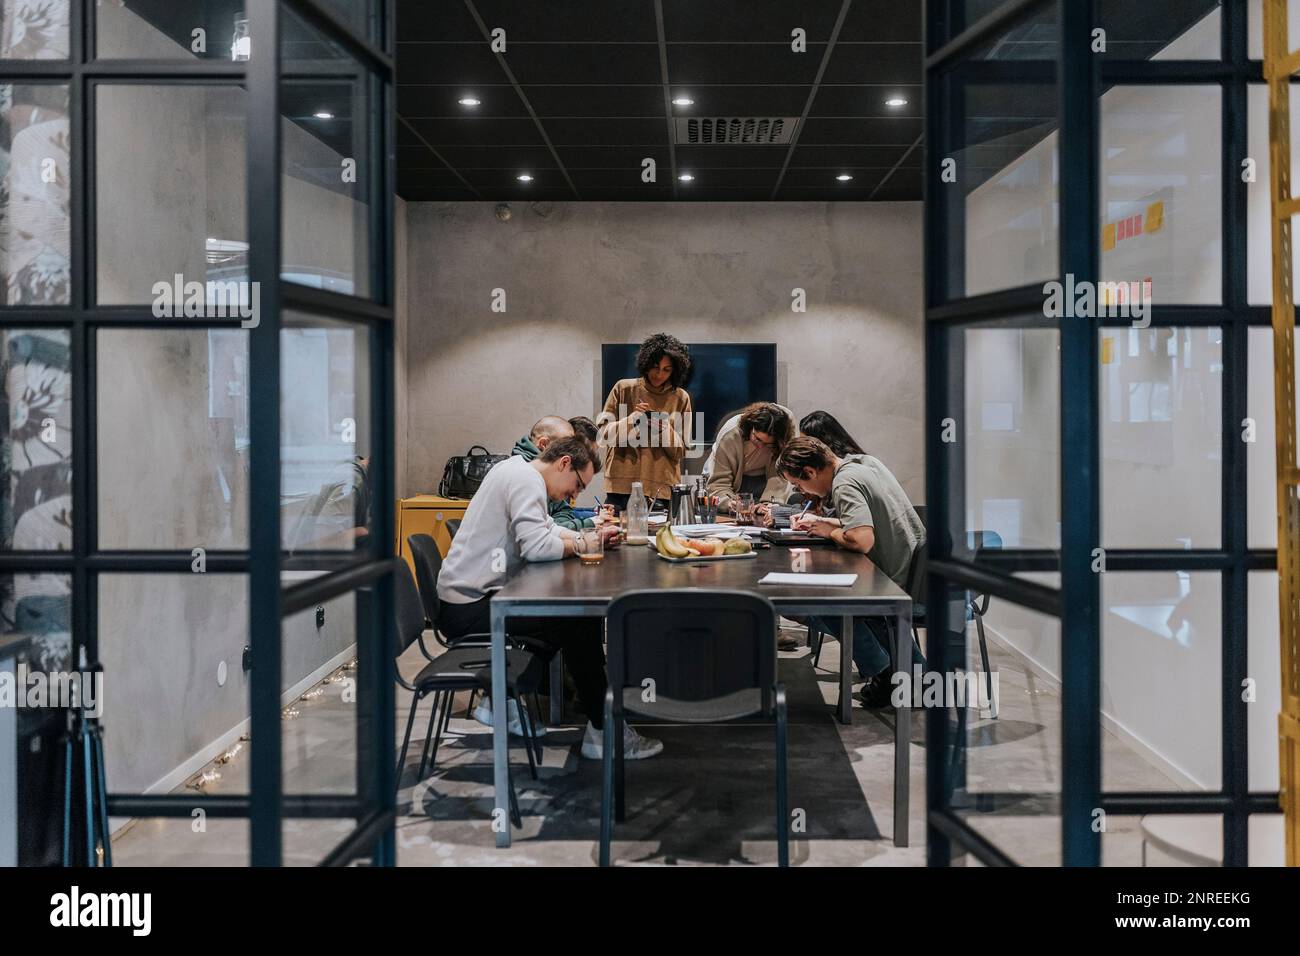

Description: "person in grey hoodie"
511 416 595 530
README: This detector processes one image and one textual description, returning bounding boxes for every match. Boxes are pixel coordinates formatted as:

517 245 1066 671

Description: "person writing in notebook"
775 436 926 709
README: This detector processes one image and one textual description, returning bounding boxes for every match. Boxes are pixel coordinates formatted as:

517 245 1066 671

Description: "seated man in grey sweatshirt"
437 435 663 760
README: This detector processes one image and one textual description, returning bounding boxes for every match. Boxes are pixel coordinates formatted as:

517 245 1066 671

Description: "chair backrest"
606 589 778 723
393 561 429 660
407 533 443 626
445 518 461 539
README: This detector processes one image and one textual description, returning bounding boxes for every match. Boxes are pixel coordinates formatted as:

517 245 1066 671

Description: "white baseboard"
977 623 1199 791
110 643 357 837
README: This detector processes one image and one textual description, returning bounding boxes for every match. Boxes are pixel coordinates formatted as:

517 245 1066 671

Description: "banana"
660 525 691 558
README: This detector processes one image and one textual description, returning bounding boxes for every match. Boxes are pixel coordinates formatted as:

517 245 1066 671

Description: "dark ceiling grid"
394 0 928 202
769 0 854 200
463 0 581 199
654 0 679 199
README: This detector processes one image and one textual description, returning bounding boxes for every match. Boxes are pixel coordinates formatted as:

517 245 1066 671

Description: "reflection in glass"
956 326 1060 558
1101 85 1221 305
281 594 358 796
1098 1 1220 60
96 85 246 305
97 330 249 549
1102 572 1221 792
96 0 249 60
0 571 69 671
1247 572 1281 792
1 84 70 304
0 0 69 58
1245 328 1298 548
281 313 370 554
281 6 372 298
1101 328 1221 548
1 329 70 550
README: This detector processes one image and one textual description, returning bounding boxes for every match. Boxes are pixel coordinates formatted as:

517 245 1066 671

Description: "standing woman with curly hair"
597 332 693 512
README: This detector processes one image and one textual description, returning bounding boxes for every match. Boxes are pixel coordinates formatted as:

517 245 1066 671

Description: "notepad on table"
758 572 858 587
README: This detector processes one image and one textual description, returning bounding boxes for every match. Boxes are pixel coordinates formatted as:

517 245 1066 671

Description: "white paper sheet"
758 572 858 587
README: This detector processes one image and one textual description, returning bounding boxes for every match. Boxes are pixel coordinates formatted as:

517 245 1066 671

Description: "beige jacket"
704 407 794 509
598 378 693 498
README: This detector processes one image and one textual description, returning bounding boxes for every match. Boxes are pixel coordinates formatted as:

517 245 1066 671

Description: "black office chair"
445 518 461 539
599 589 788 867
392 561 544 822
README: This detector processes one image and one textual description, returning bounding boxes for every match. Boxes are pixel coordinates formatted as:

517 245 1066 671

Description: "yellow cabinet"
395 495 470 577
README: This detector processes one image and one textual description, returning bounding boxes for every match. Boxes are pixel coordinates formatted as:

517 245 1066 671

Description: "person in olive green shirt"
511 415 595 530
777 435 926 709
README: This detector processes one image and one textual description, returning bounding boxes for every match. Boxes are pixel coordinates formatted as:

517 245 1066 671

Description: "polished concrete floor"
110 622 1228 867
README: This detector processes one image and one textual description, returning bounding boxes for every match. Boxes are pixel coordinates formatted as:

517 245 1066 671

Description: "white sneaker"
580 720 664 760
473 696 546 738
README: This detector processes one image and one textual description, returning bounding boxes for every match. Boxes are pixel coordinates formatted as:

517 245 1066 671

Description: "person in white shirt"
437 436 663 760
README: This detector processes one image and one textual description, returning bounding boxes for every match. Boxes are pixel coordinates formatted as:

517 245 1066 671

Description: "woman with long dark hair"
798 410 865 458
597 332 693 511
703 401 796 511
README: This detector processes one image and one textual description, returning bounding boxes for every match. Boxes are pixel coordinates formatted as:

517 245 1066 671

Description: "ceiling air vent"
673 116 798 145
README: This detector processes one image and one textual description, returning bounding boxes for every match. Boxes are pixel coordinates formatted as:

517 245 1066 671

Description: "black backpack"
437 445 507 498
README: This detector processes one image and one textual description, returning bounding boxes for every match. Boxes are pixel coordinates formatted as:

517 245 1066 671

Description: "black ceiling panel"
868 165 922 201
667 43 827 86
470 0 658 42
789 143 917 168
394 0 927 202
503 43 663 86
396 41 505 85
398 84 529 117
523 85 666 118
660 0 845 43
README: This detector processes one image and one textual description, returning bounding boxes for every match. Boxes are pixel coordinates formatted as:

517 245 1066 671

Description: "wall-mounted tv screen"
600 343 777 445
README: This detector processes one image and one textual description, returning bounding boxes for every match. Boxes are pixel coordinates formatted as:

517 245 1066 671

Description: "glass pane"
280 593 359 799
1247 84 1300 305
0 83 70 305
311 0 378 43
281 5 373 299
1 329 70 550
1098 1 1220 60
1249 0 1300 59
1248 813 1287 866
1102 572 1222 792
952 574 1061 865
1105 814 1222 866
1247 572 1282 792
1246 327 1296 549
950 2 1058 59
938 4 1057 300
96 85 247 306
1 571 70 669
97 329 249 549
98 574 249 804
0 1 69 58
947 324 1061 563
1101 85 1221 305
281 313 371 555
96 0 252 60
1101 327 1222 548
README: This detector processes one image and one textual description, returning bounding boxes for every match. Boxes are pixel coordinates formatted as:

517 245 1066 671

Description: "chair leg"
614 707 627 823
516 692 539 780
775 684 789 868
599 689 615 866
465 688 477 719
531 693 546 763
424 691 454 779
810 626 824 669
506 762 523 829
396 690 423 796
975 612 997 719
416 691 442 780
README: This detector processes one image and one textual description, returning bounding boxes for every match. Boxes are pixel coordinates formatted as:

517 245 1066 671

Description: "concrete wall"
402 200 926 504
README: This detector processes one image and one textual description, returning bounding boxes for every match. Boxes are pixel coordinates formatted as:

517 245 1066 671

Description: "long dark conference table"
486 538 913 849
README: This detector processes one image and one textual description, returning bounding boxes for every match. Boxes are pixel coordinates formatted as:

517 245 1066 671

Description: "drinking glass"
575 528 605 565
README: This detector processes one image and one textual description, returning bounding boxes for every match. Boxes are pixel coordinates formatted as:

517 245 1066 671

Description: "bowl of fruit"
653 525 756 562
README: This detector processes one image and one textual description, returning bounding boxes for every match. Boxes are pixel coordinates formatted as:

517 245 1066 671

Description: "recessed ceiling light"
885 96 908 107
517 173 533 182
672 97 694 107
458 96 481 107
313 111 334 119
678 173 694 182
836 174 854 181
